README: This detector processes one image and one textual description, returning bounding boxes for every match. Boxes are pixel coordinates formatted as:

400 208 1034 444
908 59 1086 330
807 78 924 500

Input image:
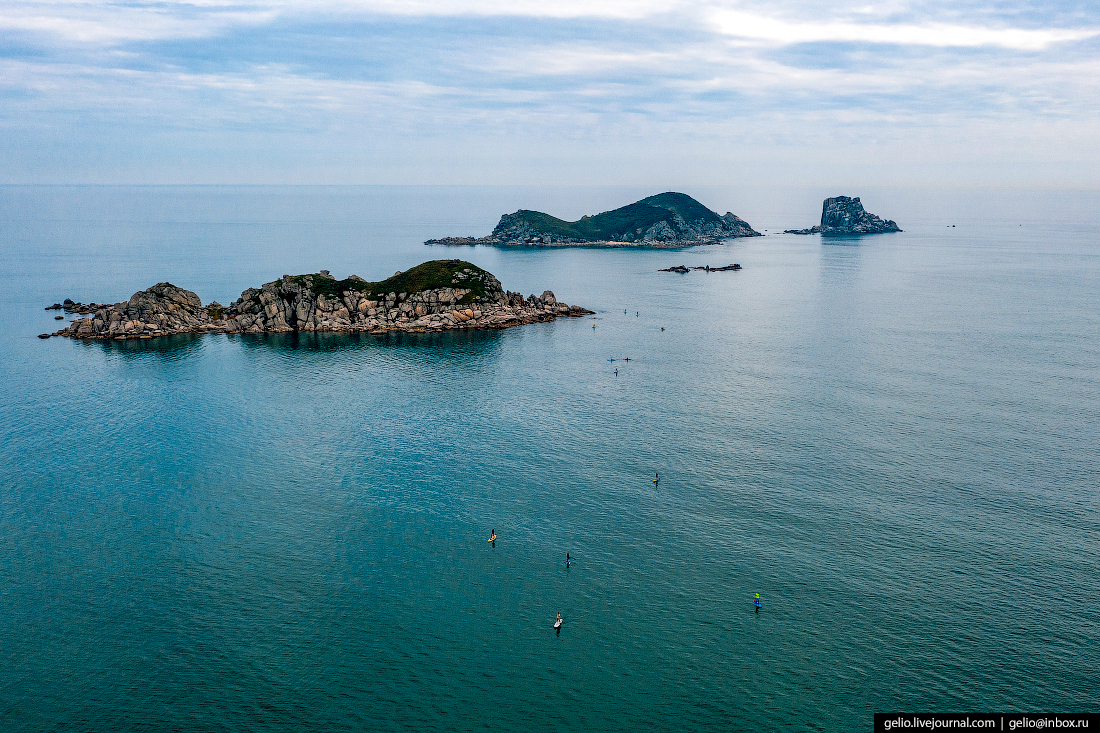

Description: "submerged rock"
786 196 901 235
44 260 593 341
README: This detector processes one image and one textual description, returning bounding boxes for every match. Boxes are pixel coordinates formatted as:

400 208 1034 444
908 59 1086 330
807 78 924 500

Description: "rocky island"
785 196 901 235
41 260 592 341
426 192 761 248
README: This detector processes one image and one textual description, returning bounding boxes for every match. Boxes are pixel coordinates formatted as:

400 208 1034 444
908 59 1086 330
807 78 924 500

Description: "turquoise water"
1 186 1098 731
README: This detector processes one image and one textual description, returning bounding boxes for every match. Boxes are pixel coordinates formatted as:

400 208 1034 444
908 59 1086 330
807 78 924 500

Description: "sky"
1 0 1098 185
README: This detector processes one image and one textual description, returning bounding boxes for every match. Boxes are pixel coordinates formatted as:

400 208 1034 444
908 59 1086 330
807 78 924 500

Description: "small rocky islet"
426 192 762 248
658 264 741 273
40 260 593 341
785 196 901 236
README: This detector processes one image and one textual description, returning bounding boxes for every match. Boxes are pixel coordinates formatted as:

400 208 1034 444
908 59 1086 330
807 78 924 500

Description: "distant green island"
425 192 761 248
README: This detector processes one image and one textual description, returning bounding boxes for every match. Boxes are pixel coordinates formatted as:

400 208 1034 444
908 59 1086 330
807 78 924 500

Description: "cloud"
709 10 1100 50
0 0 1098 183
0 0 679 44
3 0 1098 52
0 3 277 43
318 0 676 19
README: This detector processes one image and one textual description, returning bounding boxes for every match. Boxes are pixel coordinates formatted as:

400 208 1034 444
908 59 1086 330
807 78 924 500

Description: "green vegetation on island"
289 259 493 304
425 192 761 248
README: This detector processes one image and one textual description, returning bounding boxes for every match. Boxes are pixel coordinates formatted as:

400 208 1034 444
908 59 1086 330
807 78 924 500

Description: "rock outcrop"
45 298 114 315
785 196 901 235
659 264 741 273
426 192 761 248
41 260 593 341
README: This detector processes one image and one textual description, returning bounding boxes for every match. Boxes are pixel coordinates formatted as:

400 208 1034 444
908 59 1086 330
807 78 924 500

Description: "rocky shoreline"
40 260 593 341
425 234 746 249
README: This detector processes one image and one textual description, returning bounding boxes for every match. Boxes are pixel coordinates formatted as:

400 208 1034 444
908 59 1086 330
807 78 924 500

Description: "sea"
0 185 1097 732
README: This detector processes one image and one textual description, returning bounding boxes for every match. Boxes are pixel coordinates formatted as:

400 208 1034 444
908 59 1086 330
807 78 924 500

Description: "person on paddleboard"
754 593 762 609
555 612 562 628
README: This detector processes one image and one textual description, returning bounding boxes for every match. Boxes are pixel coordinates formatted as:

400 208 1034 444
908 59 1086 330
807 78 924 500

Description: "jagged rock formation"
426 192 761 248
785 196 901 235
41 260 592 341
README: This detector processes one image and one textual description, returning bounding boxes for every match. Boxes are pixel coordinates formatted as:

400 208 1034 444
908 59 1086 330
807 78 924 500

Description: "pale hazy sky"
1 0 1097 185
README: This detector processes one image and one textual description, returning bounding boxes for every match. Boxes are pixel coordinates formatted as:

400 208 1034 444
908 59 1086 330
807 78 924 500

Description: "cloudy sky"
1 0 1097 185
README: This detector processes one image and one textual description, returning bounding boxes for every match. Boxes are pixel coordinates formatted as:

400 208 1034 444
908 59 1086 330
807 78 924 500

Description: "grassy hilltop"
289 260 494 302
504 192 724 242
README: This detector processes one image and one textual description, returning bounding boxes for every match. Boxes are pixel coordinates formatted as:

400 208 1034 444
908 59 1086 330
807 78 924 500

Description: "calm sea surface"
1 185 1097 731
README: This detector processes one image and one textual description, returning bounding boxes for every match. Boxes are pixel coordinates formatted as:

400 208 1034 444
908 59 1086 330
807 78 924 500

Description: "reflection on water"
236 326 504 359
75 331 208 361
64 327 509 373
234 328 508 380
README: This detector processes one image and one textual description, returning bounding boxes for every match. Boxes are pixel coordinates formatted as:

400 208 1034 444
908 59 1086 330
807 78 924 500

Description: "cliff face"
43 261 592 341
820 196 901 234
426 192 761 248
785 196 901 235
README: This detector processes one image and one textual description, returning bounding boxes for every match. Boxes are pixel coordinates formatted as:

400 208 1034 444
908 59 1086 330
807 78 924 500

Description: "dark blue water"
2 186 1098 731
